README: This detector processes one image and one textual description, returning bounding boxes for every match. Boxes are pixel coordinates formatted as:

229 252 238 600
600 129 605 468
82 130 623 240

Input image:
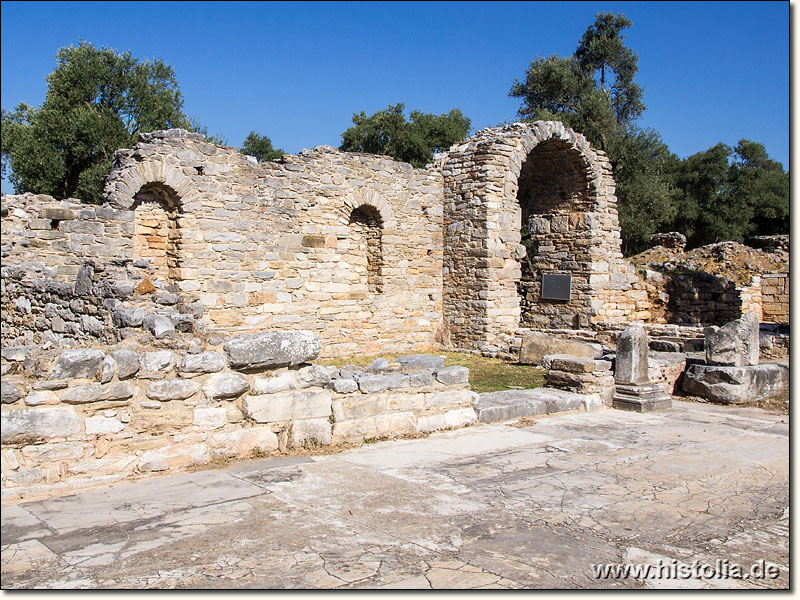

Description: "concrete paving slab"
0 400 789 589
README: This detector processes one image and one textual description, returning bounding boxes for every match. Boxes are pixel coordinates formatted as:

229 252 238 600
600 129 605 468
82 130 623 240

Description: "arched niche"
131 182 183 284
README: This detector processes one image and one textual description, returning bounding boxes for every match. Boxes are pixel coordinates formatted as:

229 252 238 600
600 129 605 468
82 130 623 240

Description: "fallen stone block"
224 331 321 371
682 362 788 404
705 312 760 367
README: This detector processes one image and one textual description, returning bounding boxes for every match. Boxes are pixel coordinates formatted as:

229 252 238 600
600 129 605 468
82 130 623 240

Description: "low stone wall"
761 274 788 324
0 333 476 501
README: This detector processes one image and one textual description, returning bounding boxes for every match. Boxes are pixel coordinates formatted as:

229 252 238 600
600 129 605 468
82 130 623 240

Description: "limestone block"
435 366 470 385
705 312 760 367
542 354 596 373
409 371 435 387
223 331 321 371
290 418 332 447
209 427 279 459
330 378 358 394
49 349 106 380
141 351 174 372
296 365 336 388
375 412 417 437
146 379 201 402
614 325 649 385
366 358 390 372
182 351 225 374
357 374 409 393
416 413 444 433
193 407 227 430
1 407 82 444
101 356 116 384
252 372 298 394
67 455 138 476
443 407 478 429
112 308 146 328
24 391 60 406
143 314 175 338
519 332 602 365
85 416 125 435
242 389 332 423
110 350 140 379
682 362 788 404
61 382 133 404
426 389 478 409
21 441 89 462
2 381 22 404
202 372 250 400
395 354 445 370
138 443 208 472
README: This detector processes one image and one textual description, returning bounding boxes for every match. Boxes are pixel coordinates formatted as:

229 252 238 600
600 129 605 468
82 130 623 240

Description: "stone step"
473 387 600 423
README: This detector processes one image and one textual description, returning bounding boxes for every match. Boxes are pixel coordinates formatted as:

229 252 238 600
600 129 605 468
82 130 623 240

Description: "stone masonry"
2 121 643 357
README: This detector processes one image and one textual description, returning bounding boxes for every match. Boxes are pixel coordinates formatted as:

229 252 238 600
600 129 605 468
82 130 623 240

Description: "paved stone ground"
1 400 788 589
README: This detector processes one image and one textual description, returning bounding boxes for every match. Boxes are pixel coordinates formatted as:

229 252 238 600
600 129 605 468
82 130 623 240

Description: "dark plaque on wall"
541 274 571 301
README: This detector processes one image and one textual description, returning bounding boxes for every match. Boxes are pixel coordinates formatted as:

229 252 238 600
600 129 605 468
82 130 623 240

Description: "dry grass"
316 351 545 394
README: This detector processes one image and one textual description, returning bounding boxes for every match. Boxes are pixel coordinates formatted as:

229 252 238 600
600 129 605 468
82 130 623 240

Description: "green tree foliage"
240 131 284 162
340 103 471 167
1 41 196 203
672 140 789 248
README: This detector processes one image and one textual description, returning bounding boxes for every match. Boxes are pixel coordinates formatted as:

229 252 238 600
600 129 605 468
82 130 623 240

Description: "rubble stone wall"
3 129 445 357
1 333 476 500
760 274 789 324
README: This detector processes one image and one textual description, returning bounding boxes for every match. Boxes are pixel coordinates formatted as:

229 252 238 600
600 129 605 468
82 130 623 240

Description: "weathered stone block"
1 407 82 444
330 377 359 394
146 379 201 402
1 381 22 404
209 427 278 459
141 351 174 372
682 362 788 404
24 391 60 406
426 389 478 409
242 389 332 423
357 374 409 393
253 372 298 394
435 366 469 385
138 444 208 472
85 416 125 435
143 314 175 338
182 351 225 374
395 354 445 371
112 308 146 328
296 365 336 388
705 312 760 367
290 418 332 447
193 407 227 430
49 349 106 380
615 325 649 385
519 332 602 365
223 331 321 371
202 372 250 399
110 350 140 379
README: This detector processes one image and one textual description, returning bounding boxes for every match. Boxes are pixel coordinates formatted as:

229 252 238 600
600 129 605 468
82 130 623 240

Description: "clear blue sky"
0 1 790 194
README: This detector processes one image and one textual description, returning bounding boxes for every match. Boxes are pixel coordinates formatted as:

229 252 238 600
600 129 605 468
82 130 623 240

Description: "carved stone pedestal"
612 383 672 413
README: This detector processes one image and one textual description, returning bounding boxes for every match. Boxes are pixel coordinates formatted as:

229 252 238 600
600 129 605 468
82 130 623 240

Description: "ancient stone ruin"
0 121 789 498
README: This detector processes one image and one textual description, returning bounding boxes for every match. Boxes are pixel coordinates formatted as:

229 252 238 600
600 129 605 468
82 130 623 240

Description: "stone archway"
131 182 183 285
440 121 636 350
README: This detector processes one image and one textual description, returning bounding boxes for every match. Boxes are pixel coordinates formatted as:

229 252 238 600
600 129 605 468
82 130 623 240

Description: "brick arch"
440 121 634 350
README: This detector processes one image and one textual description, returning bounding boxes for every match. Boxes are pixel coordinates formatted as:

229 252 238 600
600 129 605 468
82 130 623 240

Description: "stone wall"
1 332 476 500
760 274 788 324
438 122 644 353
3 129 445 357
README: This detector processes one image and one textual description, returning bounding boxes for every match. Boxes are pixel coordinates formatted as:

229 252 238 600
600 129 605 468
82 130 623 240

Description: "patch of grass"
316 351 545 394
